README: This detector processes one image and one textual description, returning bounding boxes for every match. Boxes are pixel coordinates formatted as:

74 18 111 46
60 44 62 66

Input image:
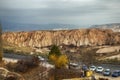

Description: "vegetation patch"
3 41 33 55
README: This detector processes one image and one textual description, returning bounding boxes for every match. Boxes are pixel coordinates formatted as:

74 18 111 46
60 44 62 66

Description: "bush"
99 78 109 80
6 56 39 73
6 62 17 71
15 61 28 73
80 49 97 66
48 45 68 68
49 54 68 68
5 76 17 80
49 45 61 56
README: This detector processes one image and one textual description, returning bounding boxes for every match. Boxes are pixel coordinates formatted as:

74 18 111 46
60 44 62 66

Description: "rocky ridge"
2 29 120 48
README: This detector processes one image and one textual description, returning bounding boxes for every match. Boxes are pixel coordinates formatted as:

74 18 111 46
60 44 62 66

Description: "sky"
0 0 120 28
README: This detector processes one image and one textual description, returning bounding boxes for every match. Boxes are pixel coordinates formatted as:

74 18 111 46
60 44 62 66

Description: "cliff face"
2 29 120 48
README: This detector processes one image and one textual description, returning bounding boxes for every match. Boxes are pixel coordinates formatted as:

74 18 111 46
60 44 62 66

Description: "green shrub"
49 45 61 56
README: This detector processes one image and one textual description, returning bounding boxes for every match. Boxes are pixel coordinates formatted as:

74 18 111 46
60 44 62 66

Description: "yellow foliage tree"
49 54 68 68
49 45 68 68
55 54 68 68
49 54 58 62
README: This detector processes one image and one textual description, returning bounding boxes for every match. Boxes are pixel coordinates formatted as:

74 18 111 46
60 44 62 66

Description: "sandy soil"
95 73 120 80
105 54 120 60
96 46 120 53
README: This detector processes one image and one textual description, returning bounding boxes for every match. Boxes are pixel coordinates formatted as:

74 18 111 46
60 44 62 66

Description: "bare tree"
0 23 3 61
80 49 96 67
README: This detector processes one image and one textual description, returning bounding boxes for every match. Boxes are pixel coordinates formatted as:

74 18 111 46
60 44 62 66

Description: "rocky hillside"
2 29 120 48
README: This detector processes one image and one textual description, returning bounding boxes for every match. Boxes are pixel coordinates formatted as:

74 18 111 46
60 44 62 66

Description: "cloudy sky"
0 0 120 27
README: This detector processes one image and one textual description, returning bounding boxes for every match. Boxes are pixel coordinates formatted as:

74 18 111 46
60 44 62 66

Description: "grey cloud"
0 0 120 26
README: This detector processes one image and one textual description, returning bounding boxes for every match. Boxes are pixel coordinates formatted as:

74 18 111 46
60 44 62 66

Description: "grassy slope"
3 40 120 64
3 41 33 54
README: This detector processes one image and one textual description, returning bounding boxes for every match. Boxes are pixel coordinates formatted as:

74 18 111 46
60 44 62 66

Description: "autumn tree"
49 45 68 68
49 45 61 56
0 23 3 61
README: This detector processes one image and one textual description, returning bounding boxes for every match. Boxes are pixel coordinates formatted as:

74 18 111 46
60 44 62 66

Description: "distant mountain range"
2 22 120 32
91 23 120 32
1 22 80 32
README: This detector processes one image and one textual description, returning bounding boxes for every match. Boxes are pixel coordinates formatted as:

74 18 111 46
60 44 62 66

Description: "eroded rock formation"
2 29 120 48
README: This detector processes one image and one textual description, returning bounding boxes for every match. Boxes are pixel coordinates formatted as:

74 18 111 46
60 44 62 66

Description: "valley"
2 29 120 65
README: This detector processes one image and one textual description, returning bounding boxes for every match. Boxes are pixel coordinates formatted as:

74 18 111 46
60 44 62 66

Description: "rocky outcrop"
0 67 24 80
96 46 120 53
2 29 120 48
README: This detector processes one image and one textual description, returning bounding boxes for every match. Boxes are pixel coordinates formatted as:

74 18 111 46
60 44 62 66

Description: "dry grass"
48 68 83 80
21 66 47 80
3 41 33 54
0 60 6 67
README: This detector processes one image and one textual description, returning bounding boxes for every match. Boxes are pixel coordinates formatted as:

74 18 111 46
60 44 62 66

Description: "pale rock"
2 29 120 48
